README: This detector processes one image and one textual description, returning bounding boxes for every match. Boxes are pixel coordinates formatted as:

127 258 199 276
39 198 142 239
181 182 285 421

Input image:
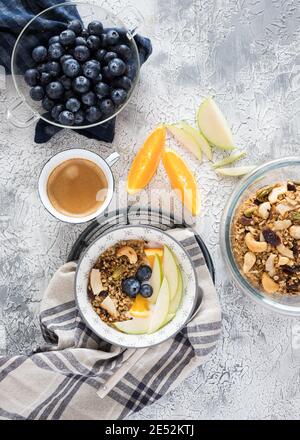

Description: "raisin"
281 265 300 274
240 216 252 226
262 228 281 246
287 182 297 192
292 241 299 258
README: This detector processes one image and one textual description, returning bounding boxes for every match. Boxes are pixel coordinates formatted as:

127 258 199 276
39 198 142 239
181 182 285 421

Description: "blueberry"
136 265 152 282
45 61 61 77
64 90 74 101
82 91 96 107
74 109 85 125
85 106 102 123
62 58 81 78
74 45 90 62
75 36 87 46
42 96 54 111
111 88 127 106
106 29 120 45
81 29 89 38
58 110 75 126
113 75 132 91
60 75 72 90
32 45 47 62
95 48 107 62
66 97 81 112
102 65 113 81
108 58 126 76
103 51 117 64
139 284 153 298
48 35 60 45
83 60 101 80
86 35 101 51
24 69 40 86
93 73 103 83
51 104 64 121
37 63 47 74
72 76 91 94
48 43 64 60
30 86 44 101
46 81 64 99
88 20 103 36
115 44 132 61
40 72 51 86
99 98 114 115
121 277 140 298
94 81 110 98
68 19 83 35
60 54 73 64
100 33 108 47
59 29 76 46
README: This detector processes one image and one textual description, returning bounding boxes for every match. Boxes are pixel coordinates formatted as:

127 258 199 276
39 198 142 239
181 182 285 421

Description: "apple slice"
114 317 150 335
163 245 179 300
215 166 256 176
147 278 170 334
149 254 163 304
169 265 183 314
166 124 202 161
159 313 175 330
197 97 235 150
212 151 246 169
179 121 213 160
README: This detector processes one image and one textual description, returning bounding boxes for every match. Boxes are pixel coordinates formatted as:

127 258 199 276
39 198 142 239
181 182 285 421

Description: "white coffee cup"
38 149 120 224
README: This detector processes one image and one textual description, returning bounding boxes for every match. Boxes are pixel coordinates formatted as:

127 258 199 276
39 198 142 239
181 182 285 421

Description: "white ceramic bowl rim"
220 156 300 316
75 225 198 348
38 148 115 224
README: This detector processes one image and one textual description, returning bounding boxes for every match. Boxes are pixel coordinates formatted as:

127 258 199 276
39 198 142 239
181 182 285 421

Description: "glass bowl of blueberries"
10 1 142 129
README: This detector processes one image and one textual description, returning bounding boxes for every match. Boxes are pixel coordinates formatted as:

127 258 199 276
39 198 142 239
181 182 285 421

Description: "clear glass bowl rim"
220 156 300 317
11 0 141 130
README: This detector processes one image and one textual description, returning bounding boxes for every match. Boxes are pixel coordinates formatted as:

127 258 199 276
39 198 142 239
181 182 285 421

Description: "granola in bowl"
232 181 300 295
87 235 187 335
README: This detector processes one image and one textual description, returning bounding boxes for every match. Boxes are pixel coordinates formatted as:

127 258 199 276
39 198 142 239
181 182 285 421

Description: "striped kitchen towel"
0 229 221 420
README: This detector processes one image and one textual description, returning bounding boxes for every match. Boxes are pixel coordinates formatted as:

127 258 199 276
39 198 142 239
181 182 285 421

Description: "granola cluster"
88 240 147 323
232 181 300 295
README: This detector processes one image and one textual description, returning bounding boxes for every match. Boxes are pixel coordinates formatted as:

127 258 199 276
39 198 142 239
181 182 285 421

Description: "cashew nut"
258 202 271 219
116 246 138 264
274 220 292 231
100 296 118 318
289 225 300 239
276 243 294 259
262 272 279 293
243 252 256 273
275 203 293 216
265 253 277 277
245 233 268 253
89 269 104 296
278 256 290 266
268 185 287 204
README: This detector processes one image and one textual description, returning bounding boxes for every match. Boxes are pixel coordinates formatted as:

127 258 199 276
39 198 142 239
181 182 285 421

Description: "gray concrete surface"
0 0 300 420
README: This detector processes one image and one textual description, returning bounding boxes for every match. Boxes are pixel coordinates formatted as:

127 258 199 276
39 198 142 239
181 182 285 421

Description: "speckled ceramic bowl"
75 225 197 348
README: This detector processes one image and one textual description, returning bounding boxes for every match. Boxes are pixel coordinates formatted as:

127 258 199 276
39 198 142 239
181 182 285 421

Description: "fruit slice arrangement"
126 126 200 216
114 245 183 335
126 97 256 217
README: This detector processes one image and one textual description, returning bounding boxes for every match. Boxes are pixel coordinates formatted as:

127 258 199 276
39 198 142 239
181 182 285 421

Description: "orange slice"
127 126 166 194
130 294 150 318
145 248 164 268
162 149 201 216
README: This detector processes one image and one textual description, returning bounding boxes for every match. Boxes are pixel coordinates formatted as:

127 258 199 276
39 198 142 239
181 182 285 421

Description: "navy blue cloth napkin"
0 0 152 143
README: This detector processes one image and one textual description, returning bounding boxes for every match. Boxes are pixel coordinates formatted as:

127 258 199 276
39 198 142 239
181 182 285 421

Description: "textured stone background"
0 0 300 419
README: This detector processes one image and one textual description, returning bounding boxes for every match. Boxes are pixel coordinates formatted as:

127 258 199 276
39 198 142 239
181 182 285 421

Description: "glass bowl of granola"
75 225 197 347
220 157 300 316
